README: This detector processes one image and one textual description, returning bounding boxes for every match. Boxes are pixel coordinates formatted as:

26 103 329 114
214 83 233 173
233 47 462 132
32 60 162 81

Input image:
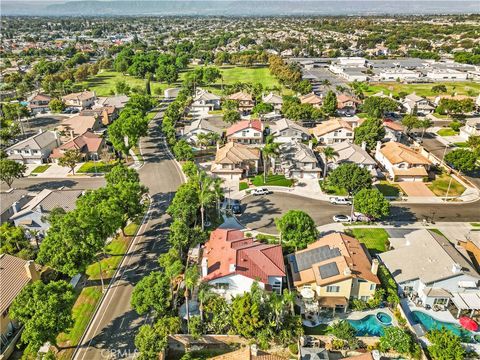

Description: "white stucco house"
226 119 263 145
181 118 223 145
401 94 435 115
6 130 60 164
269 118 310 143
201 228 285 299
310 119 354 145
460 117 480 139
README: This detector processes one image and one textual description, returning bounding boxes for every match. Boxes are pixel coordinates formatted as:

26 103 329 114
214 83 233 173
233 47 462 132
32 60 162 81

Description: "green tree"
58 149 83 175
0 158 27 188
362 96 398 118
275 210 318 250
167 182 200 226
419 118 433 139
223 110 241 124
262 135 280 183
432 84 447 94
354 188 390 219
401 114 421 134
131 271 171 316
197 171 218 230
0 223 35 259
329 320 356 342
48 98 65 113
109 109 148 159
467 135 480 153
317 146 338 178
353 117 386 151
426 328 465 360
231 292 264 338
10 280 75 354
115 80 131 95
444 149 478 173
328 163 372 194
173 139 194 161
184 266 200 333
134 316 181 360
379 327 416 356
252 102 274 118
322 90 337 116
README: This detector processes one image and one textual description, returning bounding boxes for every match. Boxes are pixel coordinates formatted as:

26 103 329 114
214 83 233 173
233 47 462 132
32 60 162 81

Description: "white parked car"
329 197 352 205
251 187 270 196
333 214 352 223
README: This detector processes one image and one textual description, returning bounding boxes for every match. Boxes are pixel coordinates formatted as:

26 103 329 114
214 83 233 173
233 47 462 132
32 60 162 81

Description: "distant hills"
3 0 480 16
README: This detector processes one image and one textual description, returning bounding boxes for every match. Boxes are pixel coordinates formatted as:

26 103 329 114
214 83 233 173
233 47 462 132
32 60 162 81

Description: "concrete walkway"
27 162 86 178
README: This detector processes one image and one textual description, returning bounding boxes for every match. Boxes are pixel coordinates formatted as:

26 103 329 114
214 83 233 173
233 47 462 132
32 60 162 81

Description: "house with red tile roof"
227 91 255 113
226 120 263 145
201 228 285 299
50 131 105 162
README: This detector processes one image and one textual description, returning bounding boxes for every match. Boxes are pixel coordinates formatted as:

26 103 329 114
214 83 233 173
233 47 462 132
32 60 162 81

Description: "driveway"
398 182 435 197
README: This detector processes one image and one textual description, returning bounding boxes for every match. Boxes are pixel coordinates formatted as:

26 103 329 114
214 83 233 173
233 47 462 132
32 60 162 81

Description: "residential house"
209 345 284 360
182 118 223 145
191 88 221 115
269 118 310 143
227 92 255 114
0 254 41 360
10 189 82 235
378 229 480 316
336 94 360 115
27 93 51 114
310 119 354 145
95 94 129 110
262 92 283 111
402 94 435 115
226 119 263 145
327 142 377 176
211 142 260 180
272 141 322 179
0 189 34 224
460 117 480 139
50 131 104 162
62 90 96 110
58 115 101 137
81 106 118 125
201 228 285 299
375 141 431 182
6 130 60 164
287 232 380 314
300 93 323 108
383 120 405 142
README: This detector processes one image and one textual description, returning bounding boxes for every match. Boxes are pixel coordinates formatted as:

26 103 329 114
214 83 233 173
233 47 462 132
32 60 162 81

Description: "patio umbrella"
459 316 478 332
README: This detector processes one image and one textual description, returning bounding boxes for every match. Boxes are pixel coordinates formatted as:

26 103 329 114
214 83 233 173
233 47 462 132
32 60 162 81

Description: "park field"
364 81 480 98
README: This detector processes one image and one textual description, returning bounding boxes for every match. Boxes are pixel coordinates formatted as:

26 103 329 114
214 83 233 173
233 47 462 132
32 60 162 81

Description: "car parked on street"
333 214 352 222
251 187 271 196
329 197 352 205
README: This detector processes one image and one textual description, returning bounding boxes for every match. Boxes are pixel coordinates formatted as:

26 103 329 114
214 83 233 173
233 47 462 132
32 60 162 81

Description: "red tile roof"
50 131 103 158
226 120 263 137
202 229 285 284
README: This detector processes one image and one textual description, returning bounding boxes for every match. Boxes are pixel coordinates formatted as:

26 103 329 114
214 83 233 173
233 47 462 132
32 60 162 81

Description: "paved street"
73 107 184 360
238 193 480 234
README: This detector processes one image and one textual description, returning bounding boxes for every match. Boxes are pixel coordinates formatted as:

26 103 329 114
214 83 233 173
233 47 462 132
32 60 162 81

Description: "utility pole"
444 176 453 202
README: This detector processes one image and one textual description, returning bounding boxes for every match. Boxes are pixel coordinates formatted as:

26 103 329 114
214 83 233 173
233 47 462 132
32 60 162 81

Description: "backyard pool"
348 312 392 336
411 311 477 342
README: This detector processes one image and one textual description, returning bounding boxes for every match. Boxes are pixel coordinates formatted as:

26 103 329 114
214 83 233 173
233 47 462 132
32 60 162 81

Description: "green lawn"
304 324 330 335
471 223 480 227
454 142 469 148
427 174 466 197
31 164 51 173
220 66 280 87
364 81 480 98
77 161 115 174
375 181 401 197
345 228 390 254
252 174 293 187
239 181 249 191
79 70 170 97
437 128 459 137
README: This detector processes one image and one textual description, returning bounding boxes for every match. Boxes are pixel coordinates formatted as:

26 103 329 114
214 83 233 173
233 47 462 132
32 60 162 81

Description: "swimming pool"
348 312 392 336
411 311 476 342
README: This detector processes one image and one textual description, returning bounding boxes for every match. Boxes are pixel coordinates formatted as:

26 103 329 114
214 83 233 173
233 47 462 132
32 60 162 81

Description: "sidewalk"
27 162 87 178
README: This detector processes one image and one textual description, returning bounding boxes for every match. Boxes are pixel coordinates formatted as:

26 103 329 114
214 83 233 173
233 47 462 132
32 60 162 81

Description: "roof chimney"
452 263 462 274
308 140 313 150
250 344 258 357
229 264 236 272
375 141 382 155
361 141 367 150
201 257 208 278
24 260 39 281
371 259 379 275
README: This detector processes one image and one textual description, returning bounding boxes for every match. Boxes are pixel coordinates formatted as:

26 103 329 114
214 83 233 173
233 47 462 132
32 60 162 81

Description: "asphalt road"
1 177 106 192
73 106 184 360
238 193 480 234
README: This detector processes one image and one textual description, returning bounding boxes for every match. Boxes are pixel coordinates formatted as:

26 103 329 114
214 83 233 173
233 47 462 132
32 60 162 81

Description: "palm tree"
196 133 210 150
420 118 433 140
197 171 216 230
207 132 220 145
317 146 339 178
282 288 296 316
184 265 199 334
212 177 224 216
197 283 213 324
262 135 280 183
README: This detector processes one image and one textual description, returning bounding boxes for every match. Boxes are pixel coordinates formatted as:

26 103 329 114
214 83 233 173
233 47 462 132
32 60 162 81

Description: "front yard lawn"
31 164 51 173
345 228 390 254
375 181 400 197
319 181 348 196
437 128 458 137
252 174 293 187
427 174 466 197
239 181 249 191
77 161 115 174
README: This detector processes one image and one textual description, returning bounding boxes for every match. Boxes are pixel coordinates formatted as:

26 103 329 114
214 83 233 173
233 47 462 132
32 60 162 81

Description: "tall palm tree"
282 288 296 316
184 265 199 334
262 135 280 183
196 133 210 149
197 283 213 324
317 146 339 178
420 118 433 140
197 171 216 230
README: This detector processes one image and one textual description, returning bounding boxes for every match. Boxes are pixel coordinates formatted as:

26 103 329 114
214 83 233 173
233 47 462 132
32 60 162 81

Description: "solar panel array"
292 245 341 272
318 262 340 279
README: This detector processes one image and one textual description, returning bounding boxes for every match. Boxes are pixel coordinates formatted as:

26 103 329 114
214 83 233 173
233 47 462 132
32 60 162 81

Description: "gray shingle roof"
6 130 58 151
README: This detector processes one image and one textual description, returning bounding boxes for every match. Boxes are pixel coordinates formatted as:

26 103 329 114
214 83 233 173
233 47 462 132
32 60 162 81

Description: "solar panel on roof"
294 245 341 272
319 262 340 279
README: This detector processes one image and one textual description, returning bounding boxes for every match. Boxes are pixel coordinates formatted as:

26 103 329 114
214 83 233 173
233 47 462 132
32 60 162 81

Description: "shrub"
288 343 298 355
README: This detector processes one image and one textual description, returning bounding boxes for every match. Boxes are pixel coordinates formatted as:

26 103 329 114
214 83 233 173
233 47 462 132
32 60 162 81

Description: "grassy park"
364 81 480 98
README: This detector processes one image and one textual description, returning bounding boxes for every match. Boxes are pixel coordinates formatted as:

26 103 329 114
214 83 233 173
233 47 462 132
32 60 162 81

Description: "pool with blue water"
347 312 392 336
411 311 478 342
